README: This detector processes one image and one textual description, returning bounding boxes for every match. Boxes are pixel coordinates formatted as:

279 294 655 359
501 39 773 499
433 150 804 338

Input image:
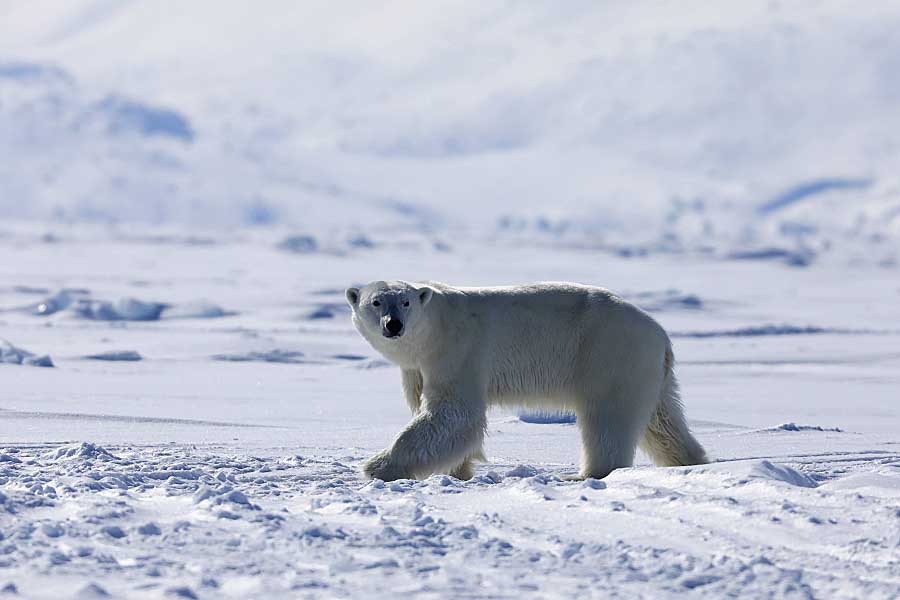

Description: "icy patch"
755 423 845 433
84 350 142 362
518 410 577 424
73 297 167 321
583 478 607 490
727 247 815 268
0 339 53 367
193 484 260 511
332 354 367 362
670 324 866 338
212 350 306 364
746 460 819 488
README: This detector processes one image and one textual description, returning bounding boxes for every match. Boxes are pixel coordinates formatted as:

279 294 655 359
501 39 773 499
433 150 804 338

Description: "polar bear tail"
640 344 709 467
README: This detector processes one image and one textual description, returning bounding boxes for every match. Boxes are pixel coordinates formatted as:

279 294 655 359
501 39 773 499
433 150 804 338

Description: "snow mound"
46 442 118 461
0 339 53 367
0 452 22 463
747 460 819 488
505 464 540 478
75 583 112 599
84 350 143 362
518 410 577 424
137 522 162 536
193 484 260 511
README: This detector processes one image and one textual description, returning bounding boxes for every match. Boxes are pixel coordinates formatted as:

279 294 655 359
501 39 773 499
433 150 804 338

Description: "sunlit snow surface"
0 225 898 599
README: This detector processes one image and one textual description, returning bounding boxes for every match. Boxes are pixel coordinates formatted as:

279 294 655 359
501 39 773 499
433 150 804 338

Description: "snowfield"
1 228 899 598
2 1 900 597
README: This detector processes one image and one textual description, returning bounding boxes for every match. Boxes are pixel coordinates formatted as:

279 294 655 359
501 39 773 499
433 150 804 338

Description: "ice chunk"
47 442 117 461
0 340 54 367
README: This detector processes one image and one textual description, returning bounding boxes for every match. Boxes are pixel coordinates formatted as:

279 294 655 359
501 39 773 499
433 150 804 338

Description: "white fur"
346 280 708 481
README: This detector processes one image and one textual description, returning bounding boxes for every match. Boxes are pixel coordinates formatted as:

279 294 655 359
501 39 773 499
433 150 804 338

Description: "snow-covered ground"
2 1 900 598
1 226 898 598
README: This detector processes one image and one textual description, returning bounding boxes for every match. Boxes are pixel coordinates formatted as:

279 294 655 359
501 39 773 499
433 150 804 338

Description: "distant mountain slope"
1 1 899 264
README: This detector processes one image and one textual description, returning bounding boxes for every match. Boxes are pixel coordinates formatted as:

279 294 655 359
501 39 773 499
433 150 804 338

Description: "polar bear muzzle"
383 317 404 338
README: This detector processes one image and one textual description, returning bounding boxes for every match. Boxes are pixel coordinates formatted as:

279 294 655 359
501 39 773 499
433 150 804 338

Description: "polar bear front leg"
401 369 424 414
363 381 486 481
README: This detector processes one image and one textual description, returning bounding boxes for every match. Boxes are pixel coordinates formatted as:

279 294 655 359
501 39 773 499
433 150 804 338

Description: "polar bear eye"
372 300 381 307
402 300 410 307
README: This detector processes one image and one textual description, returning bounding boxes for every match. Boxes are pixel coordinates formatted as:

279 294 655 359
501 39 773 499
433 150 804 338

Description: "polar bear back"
422 282 669 405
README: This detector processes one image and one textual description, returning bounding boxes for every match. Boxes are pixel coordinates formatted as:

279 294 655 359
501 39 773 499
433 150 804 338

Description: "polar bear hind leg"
639 348 708 467
575 383 659 480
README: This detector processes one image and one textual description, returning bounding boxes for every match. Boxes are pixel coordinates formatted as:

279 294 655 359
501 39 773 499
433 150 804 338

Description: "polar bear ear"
418 286 434 307
345 287 360 308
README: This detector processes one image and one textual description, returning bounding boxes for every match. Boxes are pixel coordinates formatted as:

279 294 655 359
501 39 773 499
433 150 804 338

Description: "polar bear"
346 280 707 481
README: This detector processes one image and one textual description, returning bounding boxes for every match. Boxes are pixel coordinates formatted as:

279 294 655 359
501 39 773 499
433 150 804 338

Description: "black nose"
385 318 403 336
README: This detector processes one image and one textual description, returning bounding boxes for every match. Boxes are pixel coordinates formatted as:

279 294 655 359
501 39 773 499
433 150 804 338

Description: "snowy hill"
2 1 900 264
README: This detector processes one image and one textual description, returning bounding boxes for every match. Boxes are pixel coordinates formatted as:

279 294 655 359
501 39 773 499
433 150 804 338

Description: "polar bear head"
345 281 435 360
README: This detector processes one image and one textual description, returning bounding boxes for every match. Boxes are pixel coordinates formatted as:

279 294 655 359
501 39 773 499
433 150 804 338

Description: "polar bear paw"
362 449 408 482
